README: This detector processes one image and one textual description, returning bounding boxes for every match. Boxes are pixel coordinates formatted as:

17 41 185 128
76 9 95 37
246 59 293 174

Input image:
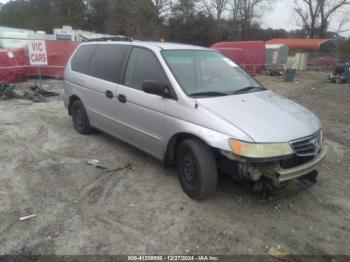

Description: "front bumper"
262 145 328 183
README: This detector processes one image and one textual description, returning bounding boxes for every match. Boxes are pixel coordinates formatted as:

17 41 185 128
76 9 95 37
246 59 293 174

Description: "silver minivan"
63 40 328 199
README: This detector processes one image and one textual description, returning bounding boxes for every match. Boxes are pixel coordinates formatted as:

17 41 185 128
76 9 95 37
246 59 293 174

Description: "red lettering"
31 42 44 51
29 42 47 64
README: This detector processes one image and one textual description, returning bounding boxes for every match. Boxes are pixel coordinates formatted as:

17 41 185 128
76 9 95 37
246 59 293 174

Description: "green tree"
0 0 87 33
51 0 86 29
85 0 109 32
105 0 159 38
0 0 36 30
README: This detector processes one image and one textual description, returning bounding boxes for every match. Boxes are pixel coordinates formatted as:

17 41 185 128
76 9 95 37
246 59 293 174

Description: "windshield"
162 50 264 97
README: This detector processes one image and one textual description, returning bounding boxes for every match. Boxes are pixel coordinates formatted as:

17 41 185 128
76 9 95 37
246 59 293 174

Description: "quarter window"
124 47 168 90
88 44 130 83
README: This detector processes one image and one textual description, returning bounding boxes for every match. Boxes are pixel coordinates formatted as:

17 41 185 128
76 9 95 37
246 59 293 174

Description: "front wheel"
176 139 218 199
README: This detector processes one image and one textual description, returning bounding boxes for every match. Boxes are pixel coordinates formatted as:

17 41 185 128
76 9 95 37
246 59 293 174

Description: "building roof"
266 38 335 50
0 26 34 34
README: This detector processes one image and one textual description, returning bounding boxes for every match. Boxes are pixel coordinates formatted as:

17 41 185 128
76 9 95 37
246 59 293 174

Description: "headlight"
229 139 293 158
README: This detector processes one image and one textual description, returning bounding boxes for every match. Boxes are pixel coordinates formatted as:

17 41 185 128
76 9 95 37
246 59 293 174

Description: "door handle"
105 90 114 99
118 94 127 103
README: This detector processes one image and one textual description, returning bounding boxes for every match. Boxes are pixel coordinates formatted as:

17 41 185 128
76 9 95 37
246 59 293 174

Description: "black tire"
71 99 92 134
176 139 218 199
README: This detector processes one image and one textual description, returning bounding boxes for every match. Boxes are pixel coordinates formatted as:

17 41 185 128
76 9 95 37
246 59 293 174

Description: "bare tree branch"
294 0 350 38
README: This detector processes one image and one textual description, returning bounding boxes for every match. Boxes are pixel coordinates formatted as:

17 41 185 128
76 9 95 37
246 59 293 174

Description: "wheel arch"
164 132 214 167
68 95 81 115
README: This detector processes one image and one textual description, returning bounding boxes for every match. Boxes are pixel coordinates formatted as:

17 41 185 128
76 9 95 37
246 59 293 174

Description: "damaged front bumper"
262 145 328 184
220 145 328 187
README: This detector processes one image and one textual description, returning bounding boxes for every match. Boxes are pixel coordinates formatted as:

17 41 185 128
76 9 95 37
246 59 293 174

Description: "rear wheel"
71 99 92 134
176 139 218 199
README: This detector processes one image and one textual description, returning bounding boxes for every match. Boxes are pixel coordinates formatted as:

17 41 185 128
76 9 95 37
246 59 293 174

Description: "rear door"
115 47 171 159
82 44 131 134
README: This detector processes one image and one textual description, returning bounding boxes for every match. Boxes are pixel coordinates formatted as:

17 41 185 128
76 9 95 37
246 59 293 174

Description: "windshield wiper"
231 86 265 95
189 91 228 97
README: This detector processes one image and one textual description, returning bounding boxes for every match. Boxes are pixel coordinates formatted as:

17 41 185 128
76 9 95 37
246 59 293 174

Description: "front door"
115 47 171 159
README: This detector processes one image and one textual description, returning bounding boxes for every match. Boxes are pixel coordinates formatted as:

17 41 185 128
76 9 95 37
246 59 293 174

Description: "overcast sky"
0 0 349 37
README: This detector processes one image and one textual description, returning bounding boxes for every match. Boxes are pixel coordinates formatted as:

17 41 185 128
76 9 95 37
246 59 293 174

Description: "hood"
198 90 320 143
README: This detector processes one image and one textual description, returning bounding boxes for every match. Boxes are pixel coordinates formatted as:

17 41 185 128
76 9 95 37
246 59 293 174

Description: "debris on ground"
30 85 60 103
11 89 27 99
0 82 60 102
87 159 101 166
329 73 346 84
31 85 60 97
52 229 60 238
267 70 283 76
329 62 350 84
267 247 295 262
0 84 17 99
87 159 108 170
87 159 132 173
19 214 37 221
103 163 132 173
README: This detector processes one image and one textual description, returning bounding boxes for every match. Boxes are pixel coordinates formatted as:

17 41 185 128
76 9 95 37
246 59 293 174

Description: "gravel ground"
0 73 349 256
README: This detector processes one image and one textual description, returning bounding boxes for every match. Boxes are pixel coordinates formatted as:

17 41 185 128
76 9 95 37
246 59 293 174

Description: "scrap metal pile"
0 83 59 102
329 62 350 84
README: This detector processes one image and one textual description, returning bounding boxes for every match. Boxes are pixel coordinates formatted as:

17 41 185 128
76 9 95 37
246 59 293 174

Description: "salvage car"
63 40 328 199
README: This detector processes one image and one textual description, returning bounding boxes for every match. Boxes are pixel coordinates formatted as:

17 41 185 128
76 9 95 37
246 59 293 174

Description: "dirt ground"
0 72 349 256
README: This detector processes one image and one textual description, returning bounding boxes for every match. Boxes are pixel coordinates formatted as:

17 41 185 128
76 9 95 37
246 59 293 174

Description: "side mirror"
142 81 170 98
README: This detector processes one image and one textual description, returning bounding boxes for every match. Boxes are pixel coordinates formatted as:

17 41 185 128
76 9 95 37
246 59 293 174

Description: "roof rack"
85 36 133 42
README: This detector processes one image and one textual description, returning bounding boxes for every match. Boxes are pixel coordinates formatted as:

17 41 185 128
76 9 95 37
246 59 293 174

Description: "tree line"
0 0 349 47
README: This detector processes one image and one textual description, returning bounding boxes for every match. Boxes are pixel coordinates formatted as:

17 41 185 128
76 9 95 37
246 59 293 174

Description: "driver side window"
124 47 168 90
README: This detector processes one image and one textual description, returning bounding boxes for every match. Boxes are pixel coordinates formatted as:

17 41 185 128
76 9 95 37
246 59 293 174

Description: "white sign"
28 40 48 66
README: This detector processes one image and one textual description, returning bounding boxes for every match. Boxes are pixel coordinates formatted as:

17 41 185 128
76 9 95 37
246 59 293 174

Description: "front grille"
290 131 322 156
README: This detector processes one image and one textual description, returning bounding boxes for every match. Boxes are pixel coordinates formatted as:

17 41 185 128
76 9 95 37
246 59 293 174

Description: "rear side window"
124 47 168 90
89 44 130 83
71 45 97 74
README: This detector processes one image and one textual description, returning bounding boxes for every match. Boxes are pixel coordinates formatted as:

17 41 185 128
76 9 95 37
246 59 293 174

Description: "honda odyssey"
63 40 328 199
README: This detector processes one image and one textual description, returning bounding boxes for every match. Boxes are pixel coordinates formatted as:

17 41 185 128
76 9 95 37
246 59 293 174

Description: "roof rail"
84 36 133 42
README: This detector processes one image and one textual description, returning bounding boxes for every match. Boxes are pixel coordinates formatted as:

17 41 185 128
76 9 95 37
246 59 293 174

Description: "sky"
0 0 349 37
261 1 298 32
